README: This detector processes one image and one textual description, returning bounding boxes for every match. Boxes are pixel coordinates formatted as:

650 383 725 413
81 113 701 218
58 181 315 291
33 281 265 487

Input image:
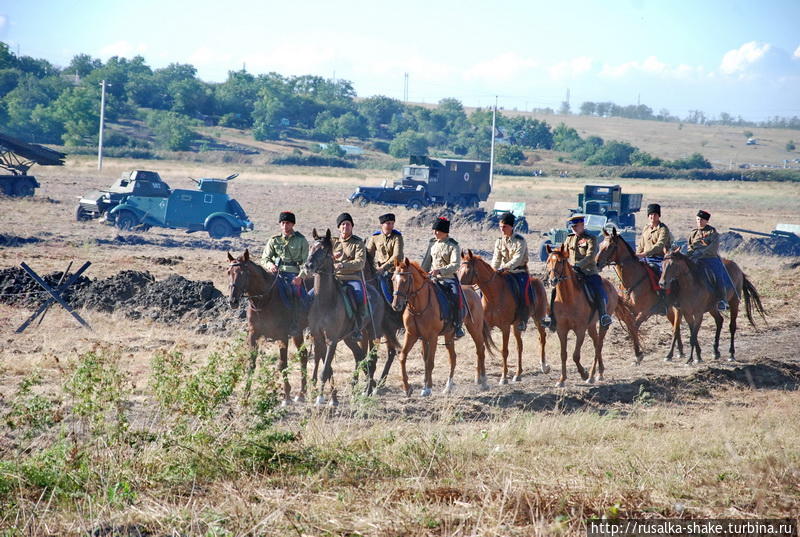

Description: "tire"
406 198 424 210
207 218 234 239
357 196 369 208
12 178 35 197
115 211 138 231
514 218 529 234
538 239 553 262
75 205 91 221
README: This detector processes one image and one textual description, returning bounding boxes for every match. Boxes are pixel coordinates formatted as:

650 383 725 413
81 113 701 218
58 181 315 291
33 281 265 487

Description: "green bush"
271 154 355 168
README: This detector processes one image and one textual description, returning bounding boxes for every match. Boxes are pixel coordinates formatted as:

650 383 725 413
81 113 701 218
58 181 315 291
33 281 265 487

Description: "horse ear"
227 251 234 262
545 244 553 254
602 229 609 237
559 243 567 256
403 257 411 266
671 246 680 254
467 248 474 258
612 227 618 237
312 228 319 240
325 229 331 241
243 248 250 262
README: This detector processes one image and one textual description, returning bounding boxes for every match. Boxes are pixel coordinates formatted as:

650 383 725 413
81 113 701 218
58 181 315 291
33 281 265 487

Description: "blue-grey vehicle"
79 170 253 239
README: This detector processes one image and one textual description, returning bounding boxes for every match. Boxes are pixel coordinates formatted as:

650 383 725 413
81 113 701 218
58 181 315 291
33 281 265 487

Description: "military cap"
379 213 396 224
500 212 515 226
337 212 354 227
697 210 711 221
432 217 450 233
646 203 661 216
567 215 585 226
278 211 296 224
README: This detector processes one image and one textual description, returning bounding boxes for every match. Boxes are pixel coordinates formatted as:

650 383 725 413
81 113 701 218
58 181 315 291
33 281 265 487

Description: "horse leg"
513 327 524 382
586 324 604 383
674 309 685 360
572 329 589 382
499 326 510 385
421 337 436 397
665 309 681 362
557 329 569 388
687 316 702 365
710 310 723 360
464 315 488 390
378 341 397 389
728 297 739 361
442 336 457 395
278 342 291 406
536 320 550 374
294 334 308 403
316 340 338 406
399 332 418 397
244 330 259 400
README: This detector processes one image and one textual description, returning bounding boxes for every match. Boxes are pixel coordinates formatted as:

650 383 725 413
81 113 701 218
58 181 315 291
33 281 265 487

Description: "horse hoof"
664 356 673 362
480 382 489 391
314 395 325 406
499 377 508 386
280 399 291 407
513 375 522 382
329 399 339 408
556 380 565 388
420 387 432 397
587 377 595 385
442 381 455 395
294 394 306 403
728 356 736 362
541 365 551 374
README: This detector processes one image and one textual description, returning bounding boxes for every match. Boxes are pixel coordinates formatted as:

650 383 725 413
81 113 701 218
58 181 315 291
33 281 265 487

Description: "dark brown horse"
545 244 640 386
596 229 681 362
391 258 496 395
304 229 388 406
227 249 310 406
362 249 404 387
659 250 766 363
457 249 550 383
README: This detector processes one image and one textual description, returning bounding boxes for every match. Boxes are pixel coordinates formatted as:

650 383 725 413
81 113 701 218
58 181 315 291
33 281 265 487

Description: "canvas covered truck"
349 156 491 209
0 132 66 197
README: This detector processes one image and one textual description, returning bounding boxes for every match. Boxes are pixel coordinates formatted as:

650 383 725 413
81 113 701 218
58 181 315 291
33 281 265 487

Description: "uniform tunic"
332 234 366 282
688 225 720 258
366 230 404 273
421 237 461 279
261 231 309 276
491 233 529 272
564 232 599 275
637 222 672 258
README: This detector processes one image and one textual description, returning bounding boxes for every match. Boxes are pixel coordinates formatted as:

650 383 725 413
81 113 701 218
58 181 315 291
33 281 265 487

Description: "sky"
1 0 799 121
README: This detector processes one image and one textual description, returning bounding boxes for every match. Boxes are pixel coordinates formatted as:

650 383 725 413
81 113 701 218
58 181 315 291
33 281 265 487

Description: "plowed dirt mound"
0 234 43 247
737 236 800 257
95 234 248 251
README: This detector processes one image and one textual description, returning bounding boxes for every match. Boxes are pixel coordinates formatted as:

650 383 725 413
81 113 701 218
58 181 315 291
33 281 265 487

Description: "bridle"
599 235 649 297
393 269 433 316
228 260 277 309
546 256 569 287
459 258 497 286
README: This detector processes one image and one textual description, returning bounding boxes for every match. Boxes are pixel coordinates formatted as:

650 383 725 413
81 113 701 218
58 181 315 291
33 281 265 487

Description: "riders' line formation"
228 203 764 404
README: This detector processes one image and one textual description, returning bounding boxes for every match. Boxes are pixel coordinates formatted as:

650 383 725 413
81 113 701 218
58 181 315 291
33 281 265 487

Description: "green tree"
64 53 102 77
585 140 637 166
51 86 100 146
337 111 368 139
147 111 194 150
666 152 712 169
358 95 404 138
388 130 428 158
495 144 525 165
321 143 346 157
630 149 663 167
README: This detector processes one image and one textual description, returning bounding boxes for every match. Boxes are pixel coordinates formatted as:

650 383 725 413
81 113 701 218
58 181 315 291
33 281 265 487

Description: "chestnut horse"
659 249 766 363
545 244 640 386
227 249 310 406
391 258 497 395
596 229 680 362
457 249 550 383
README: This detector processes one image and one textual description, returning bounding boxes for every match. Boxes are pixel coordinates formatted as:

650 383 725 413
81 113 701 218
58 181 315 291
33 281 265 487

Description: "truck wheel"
12 178 35 197
116 211 138 231
514 219 529 234
208 218 233 239
538 240 553 262
357 196 369 208
406 199 424 210
75 205 91 221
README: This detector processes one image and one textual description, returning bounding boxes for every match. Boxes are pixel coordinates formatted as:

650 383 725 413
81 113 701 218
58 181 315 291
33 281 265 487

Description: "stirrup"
516 320 528 332
541 316 552 328
599 314 613 327
454 325 465 339
717 300 729 311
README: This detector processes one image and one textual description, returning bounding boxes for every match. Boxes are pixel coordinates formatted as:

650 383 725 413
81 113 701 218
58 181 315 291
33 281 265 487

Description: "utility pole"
489 96 497 190
403 72 409 102
97 80 107 171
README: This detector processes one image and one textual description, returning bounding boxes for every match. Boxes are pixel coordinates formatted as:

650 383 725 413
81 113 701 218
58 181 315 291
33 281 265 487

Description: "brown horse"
659 250 766 363
227 249 310 406
596 229 681 362
457 249 550 383
545 244 640 386
391 258 497 395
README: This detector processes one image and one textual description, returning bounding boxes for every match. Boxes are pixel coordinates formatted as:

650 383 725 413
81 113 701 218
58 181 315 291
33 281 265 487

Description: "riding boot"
453 296 465 339
716 285 729 311
515 303 529 332
288 303 301 337
348 288 363 340
655 288 668 315
599 299 613 327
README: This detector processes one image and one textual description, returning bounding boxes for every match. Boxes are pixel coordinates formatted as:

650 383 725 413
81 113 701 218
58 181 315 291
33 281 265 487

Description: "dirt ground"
2 159 799 415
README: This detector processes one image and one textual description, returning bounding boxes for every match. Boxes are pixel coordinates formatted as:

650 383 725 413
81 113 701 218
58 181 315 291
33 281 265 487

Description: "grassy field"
1 158 799 535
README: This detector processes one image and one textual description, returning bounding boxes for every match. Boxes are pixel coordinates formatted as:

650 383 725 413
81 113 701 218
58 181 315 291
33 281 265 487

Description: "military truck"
349 155 491 209
78 171 254 239
537 184 642 261
0 132 66 197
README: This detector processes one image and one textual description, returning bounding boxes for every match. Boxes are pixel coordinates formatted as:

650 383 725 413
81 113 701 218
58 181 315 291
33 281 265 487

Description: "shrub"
271 154 355 168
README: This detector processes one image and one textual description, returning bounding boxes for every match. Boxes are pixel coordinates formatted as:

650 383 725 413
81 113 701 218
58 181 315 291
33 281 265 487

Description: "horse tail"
613 295 637 337
742 275 767 327
530 277 548 319
482 320 498 357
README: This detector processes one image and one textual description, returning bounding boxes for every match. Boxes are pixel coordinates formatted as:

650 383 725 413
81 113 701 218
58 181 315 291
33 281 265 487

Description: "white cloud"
548 56 593 80
720 41 771 75
600 56 703 79
98 40 149 59
794 45 800 59
464 52 539 81
0 15 7 31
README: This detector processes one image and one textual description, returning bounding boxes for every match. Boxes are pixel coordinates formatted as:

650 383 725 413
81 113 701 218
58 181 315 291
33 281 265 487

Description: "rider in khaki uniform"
491 212 531 331
564 215 613 327
332 212 367 338
636 203 672 269
688 209 731 311
366 213 404 303
261 211 309 336
421 217 465 338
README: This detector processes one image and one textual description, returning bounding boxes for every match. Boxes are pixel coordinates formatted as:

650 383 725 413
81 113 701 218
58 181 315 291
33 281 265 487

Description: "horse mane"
245 257 274 282
665 250 705 283
614 232 637 260
403 260 429 277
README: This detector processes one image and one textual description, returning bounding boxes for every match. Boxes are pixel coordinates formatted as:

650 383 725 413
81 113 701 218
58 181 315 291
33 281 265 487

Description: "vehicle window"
204 194 213 204
475 164 482 172
450 163 458 171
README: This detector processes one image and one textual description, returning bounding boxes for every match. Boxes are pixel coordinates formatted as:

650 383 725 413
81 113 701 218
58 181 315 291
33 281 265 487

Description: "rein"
601 238 648 298
229 261 280 311
393 270 433 317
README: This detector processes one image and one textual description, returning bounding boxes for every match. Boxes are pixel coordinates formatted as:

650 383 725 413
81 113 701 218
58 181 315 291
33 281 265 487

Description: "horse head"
458 249 479 285
659 247 687 290
306 228 333 275
227 248 251 308
392 257 425 312
545 243 571 287
596 227 623 269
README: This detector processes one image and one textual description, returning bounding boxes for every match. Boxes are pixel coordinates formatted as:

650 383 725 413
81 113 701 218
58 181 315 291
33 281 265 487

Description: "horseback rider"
636 203 672 272
333 212 368 339
688 210 733 311
421 216 465 339
491 212 531 332
564 215 613 327
260 210 309 337
366 212 404 303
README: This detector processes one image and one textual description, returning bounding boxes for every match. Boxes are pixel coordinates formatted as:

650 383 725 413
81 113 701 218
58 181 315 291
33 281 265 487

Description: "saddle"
433 281 465 325
573 269 604 316
276 274 311 311
338 282 364 320
639 261 662 292
502 272 534 309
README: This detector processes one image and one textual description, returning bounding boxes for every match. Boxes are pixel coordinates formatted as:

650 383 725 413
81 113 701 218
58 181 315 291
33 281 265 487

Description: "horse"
391 258 497 395
659 249 766 363
545 244 640 386
304 228 387 406
457 249 550 383
226 249 310 406
362 249 404 388
596 228 680 362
